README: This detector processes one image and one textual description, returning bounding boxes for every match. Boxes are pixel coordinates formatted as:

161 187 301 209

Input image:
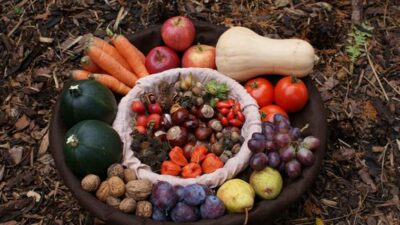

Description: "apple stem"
155 50 163 62
197 44 203 52
174 17 182 25
243 208 249 225
291 76 298 83
250 82 258 89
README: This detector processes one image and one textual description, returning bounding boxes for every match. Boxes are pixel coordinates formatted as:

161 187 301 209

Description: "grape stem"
300 123 309 132
243 208 249 225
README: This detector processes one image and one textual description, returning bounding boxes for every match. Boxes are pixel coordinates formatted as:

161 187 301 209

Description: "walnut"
125 180 152 200
135 201 152 218
81 174 101 192
108 176 125 197
123 168 137 183
107 163 124 179
96 181 110 202
119 197 136 213
105 196 121 208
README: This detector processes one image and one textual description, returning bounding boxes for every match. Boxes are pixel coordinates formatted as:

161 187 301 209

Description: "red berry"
229 119 243 127
220 117 229 126
135 114 148 127
135 126 146 134
148 103 162 114
131 101 145 114
147 114 162 130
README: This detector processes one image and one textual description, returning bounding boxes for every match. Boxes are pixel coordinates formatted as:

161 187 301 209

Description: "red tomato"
148 103 162 114
147 114 162 130
131 101 145 114
274 76 308 112
260 105 289 122
135 114 148 127
244 78 274 107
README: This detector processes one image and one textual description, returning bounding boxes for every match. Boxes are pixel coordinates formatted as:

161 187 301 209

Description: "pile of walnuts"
81 163 153 217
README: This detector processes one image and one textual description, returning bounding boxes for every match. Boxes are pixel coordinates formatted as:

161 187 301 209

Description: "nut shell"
107 163 124 179
108 176 126 197
123 168 137 183
96 181 110 202
119 198 136 213
81 174 101 192
136 201 152 218
125 180 152 200
106 196 121 208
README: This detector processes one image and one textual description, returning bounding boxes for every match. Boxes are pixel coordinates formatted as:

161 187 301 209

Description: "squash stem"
69 85 82 97
66 135 79 148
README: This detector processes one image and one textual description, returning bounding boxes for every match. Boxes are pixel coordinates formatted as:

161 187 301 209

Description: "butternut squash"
216 26 317 81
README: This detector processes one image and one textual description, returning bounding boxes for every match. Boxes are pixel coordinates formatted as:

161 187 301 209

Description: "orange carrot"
111 35 149 78
89 73 131 95
87 36 133 72
86 45 137 87
70 70 90 80
80 56 103 73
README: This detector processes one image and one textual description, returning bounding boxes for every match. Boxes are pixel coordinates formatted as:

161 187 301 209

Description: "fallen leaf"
8 146 24 165
372 146 385 153
0 220 18 225
362 101 378 121
15 114 30 130
0 165 4 181
321 198 338 207
315 217 325 225
332 147 355 161
274 0 289 8
304 199 321 216
38 131 49 156
27 190 41 202
358 167 378 192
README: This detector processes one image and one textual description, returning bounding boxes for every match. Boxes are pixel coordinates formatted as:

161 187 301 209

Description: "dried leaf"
15 114 30 130
38 131 49 156
8 146 24 165
316 217 325 225
321 198 338 207
0 165 4 181
27 190 41 202
0 220 18 225
332 147 355 161
304 199 321 216
358 167 378 192
362 101 377 121
274 0 289 8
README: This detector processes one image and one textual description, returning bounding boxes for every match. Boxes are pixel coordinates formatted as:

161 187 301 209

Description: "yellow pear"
216 179 255 213
250 167 283 200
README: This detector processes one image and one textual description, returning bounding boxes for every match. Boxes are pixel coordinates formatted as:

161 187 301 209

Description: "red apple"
145 46 180 74
161 16 196 51
182 44 216 69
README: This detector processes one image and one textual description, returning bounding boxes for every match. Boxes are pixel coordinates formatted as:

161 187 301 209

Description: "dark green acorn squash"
63 120 122 178
60 80 117 127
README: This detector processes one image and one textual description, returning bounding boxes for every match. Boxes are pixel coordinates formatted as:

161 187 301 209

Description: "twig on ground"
7 12 25 37
365 43 389 101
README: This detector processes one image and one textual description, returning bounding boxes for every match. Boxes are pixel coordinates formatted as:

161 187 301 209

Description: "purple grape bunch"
151 182 225 222
247 114 320 178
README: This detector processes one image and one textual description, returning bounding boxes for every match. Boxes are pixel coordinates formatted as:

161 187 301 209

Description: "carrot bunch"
69 33 149 96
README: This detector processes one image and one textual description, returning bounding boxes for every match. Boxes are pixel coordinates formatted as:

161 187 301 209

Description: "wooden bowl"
49 21 327 225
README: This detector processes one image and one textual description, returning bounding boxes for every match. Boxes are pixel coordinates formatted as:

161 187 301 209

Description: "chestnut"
183 116 199 131
172 108 189 125
200 104 214 119
208 119 223 132
183 142 195 159
194 127 212 141
211 142 224 156
161 114 173 129
154 130 167 141
166 126 188 147
231 143 241 154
